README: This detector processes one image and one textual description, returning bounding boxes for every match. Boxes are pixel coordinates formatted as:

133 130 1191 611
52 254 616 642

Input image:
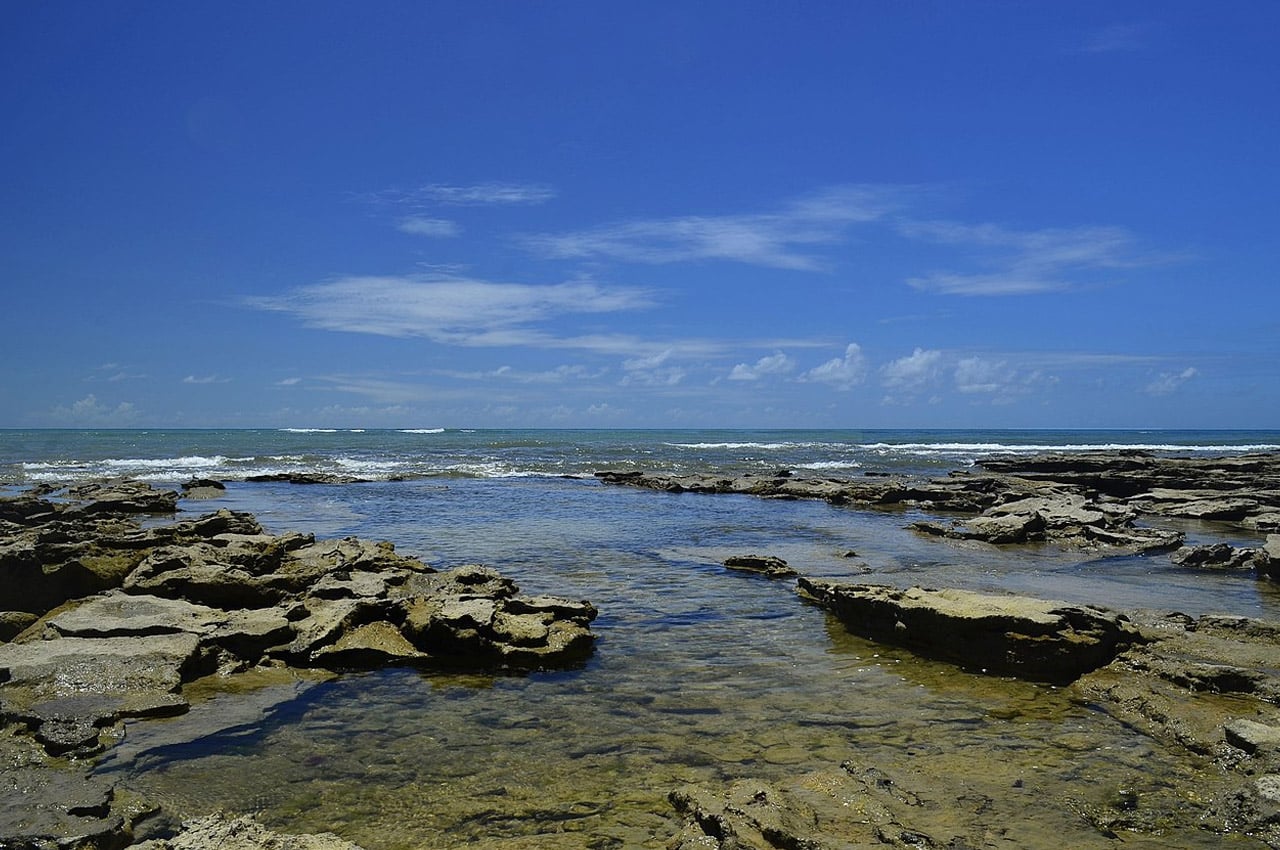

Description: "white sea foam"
103 455 229 469
859 442 1280 455
667 441 837 451
334 457 406 475
796 460 863 470
400 428 446 434
443 461 541 478
280 428 339 433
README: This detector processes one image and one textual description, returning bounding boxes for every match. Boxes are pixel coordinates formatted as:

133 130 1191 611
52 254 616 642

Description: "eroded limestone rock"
798 579 1140 683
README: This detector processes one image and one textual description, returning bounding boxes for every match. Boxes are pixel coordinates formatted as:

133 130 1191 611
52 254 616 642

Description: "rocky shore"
6 449 1280 848
0 479 596 849
603 451 1280 847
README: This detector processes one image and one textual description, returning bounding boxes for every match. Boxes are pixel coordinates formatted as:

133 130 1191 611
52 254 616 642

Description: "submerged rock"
798 579 1140 683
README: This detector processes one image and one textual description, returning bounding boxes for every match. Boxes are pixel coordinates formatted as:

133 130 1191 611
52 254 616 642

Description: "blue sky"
3 1 1277 429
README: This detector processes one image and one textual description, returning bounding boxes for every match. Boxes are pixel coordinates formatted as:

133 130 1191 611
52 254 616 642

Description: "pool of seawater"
96 478 1278 847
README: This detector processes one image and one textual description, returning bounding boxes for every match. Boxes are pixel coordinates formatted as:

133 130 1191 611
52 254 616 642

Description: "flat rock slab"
0 633 201 754
798 579 1139 683
48 591 229 638
1 758 124 850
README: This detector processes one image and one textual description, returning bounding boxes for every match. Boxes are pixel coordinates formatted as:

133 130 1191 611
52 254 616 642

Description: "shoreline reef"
2 450 1280 848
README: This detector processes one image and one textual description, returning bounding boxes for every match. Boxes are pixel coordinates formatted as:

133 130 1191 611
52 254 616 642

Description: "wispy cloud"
182 374 232 384
1146 366 1198 395
621 349 687 386
366 182 556 209
523 184 909 271
902 221 1170 295
396 217 460 237
440 364 606 384
314 376 435 405
1081 23 1151 54
954 356 1013 394
247 276 654 348
799 343 868 390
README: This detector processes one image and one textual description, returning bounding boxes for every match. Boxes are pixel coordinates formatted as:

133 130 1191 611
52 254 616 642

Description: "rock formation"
0 482 598 849
797 578 1140 683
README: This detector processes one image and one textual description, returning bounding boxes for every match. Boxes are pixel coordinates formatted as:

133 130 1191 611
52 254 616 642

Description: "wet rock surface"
797 579 1141 683
0 482 598 850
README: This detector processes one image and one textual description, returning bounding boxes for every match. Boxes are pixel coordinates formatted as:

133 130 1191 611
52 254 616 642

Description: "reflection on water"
101 478 1276 847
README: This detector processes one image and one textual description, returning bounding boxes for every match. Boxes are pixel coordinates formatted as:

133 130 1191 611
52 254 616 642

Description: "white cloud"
800 343 868 390
50 394 140 426
1146 366 1198 395
183 375 231 384
882 348 943 392
902 221 1170 296
277 377 302 386
247 276 654 348
524 184 907 271
397 217 460 237
728 352 796 381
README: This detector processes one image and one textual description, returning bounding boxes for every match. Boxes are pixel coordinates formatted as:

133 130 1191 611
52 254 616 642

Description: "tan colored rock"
311 621 424 667
133 814 365 850
798 579 1138 683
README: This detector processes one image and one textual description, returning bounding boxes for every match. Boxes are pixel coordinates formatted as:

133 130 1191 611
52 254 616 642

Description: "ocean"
4 427 1280 486
5 428 1279 847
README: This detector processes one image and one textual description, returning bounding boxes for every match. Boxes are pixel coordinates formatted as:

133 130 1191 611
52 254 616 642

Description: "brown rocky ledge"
796 579 1140 683
0 480 596 850
597 450 1280 556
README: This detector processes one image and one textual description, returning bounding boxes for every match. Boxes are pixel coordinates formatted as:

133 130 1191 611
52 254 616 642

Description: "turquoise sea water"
5 429 1280 847
3 427 1279 485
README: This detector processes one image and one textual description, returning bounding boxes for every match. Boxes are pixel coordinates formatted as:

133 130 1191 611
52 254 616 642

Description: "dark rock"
180 478 227 501
1259 535 1280 580
0 611 38 642
244 472 363 485
65 479 179 515
0 494 61 525
722 554 798 578
1171 543 1265 570
798 579 1139 683
0 730 130 850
